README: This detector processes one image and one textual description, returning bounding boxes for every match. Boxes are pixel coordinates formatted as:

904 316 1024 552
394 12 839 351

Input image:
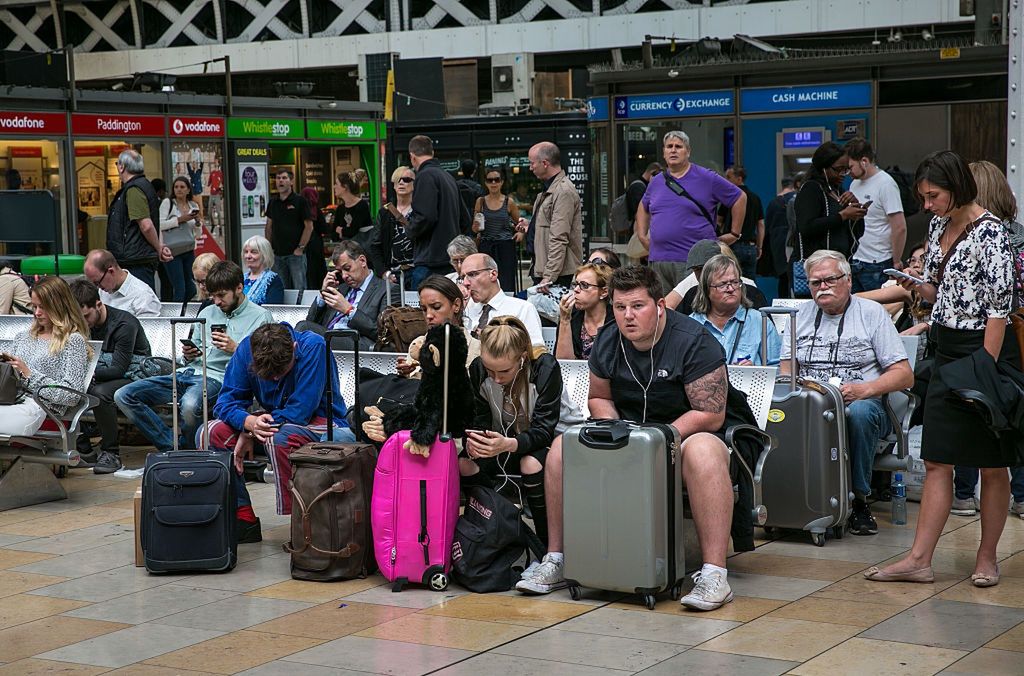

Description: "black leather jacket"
106 174 160 266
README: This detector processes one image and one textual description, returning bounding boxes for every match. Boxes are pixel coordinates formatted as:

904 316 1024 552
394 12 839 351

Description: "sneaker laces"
689 570 723 598
532 559 562 583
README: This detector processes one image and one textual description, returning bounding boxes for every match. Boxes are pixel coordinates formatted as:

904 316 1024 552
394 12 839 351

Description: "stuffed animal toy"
362 322 474 457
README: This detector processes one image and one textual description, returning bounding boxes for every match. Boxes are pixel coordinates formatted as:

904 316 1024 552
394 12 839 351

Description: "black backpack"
451 485 545 592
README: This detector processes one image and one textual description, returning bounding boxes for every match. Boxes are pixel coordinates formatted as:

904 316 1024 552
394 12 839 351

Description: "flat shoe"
863 565 935 583
971 567 999 588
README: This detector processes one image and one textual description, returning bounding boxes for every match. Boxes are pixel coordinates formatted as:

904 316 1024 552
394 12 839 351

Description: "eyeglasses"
709 280 741 291
830 163 850 176
397 177 415 184
97 267 112 287
450 256 466 266
194 277 207 287
908 256 925 266
460 268 491 281
571 280 604 291
485 177 502 184
808 273 847 288
589 257 609 266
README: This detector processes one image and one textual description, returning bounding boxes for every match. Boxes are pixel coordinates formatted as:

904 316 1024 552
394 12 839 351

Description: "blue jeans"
847 398 891 499
273 254 307 290
162 250 197 303
955 466 1024 502
851 259 891 293
113 370 222 452
732 242 758 280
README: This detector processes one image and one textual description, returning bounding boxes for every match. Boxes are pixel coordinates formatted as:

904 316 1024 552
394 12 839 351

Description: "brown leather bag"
376 306 427 353
0 362 22 405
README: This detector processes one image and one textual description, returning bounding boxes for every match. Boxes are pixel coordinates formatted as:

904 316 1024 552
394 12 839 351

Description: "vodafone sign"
71 114 165 137
0 111 67 135
169 116 224 138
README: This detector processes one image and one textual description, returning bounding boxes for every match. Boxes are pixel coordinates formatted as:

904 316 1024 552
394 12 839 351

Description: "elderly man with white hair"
780 249 914 536
634 130 747 293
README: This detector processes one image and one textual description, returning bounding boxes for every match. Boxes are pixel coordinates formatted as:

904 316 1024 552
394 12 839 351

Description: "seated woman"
445 235 478 302
463 316 583 547
0 276 92 436
588 247 621 269
665 240 767 314
688 254 781 366
396 274 481 376
856 240 932 336
241 235 285 305
555 262 614 360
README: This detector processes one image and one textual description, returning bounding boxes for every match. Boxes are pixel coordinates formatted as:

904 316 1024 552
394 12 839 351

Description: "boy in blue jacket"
201 322 354 542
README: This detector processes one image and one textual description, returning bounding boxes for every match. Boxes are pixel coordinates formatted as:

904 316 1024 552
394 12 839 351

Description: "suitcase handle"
759 307 799 391
577 420 632 449
324 329 361 442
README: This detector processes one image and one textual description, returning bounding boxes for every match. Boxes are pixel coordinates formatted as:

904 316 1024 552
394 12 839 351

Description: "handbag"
376 306 427 353
791 183 831 298
661 170 716 229
0 361 23 405
161 200 198 257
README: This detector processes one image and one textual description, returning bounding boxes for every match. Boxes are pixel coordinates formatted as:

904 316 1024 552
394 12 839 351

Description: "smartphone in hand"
179 338 201 351
884 268 925 285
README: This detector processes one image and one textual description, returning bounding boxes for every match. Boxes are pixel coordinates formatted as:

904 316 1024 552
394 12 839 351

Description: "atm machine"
776 127 830 185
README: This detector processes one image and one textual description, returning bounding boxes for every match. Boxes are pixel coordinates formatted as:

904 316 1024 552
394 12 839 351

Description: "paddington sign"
169 116 225 137
71 114 165 137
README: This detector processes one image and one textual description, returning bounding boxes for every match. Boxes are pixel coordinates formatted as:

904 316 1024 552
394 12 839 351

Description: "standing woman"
369 166 416 278
555 262 613 360
0 277 91 436
301 187 329 290
474 167 521 291
159 176 201 302
867 150 1018 587
333 172 372 243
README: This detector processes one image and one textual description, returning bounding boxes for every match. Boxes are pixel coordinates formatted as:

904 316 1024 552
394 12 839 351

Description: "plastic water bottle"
891 472 907 525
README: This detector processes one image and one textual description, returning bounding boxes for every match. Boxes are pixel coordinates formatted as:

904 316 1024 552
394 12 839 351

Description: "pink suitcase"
371 325 460 591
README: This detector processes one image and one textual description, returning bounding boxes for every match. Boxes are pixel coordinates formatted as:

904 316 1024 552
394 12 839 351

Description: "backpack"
451 485 546 593
457 179 483 218
609 180 646 233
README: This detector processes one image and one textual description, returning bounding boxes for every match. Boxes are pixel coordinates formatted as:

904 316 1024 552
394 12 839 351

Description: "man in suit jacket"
297 240 389 350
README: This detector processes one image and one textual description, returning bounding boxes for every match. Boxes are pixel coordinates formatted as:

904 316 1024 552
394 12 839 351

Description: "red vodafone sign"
72 113 165 137
169 116 224 138
0 111 67 135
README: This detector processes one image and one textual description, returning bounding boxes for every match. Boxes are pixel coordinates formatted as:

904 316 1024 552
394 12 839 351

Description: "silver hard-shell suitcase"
562 420 685 609
760 307 851 546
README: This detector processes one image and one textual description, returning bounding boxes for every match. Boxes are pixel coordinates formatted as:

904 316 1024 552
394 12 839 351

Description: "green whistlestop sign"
306 120 380 141
227 117 305 139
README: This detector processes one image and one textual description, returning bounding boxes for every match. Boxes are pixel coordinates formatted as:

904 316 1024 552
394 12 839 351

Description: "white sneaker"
680 570 733 611
515 554 567 594
1011 501 1024 519
520 560 541 581
950 497 978 516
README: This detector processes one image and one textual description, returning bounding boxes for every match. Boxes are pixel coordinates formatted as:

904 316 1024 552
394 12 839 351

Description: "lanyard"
726 311 746 364
810 299 850 377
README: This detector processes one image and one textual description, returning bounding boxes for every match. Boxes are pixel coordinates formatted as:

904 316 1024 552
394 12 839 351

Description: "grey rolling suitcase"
760 307 851 546
562 420 685 609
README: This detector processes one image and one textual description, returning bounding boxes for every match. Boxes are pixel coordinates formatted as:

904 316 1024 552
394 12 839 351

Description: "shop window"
0 139 65 257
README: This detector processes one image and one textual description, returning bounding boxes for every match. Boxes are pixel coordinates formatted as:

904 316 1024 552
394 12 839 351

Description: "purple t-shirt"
642 165 742 263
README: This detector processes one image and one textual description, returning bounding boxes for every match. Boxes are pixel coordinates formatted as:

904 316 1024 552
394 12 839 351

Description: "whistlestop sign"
71 114 165 137
0 111 67 135
169 116 225 137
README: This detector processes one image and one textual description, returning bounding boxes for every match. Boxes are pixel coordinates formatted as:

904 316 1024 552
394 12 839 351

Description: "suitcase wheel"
642 593 657 610
670 583 683 601
426 567 448 591
811 532 826 547
832 524 845 540
568 585 581 601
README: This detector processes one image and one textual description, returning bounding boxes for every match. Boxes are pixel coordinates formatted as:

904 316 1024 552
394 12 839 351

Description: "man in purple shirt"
634 131 747 294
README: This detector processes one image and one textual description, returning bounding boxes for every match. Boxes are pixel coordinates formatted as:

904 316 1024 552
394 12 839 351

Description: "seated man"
781 249 913 535
83 248 162 318
115 261 274 452
297 240 389 350
70 278 152 473
205 323 355 538
461 253 545 347
518 265 756 611
664 239 767 314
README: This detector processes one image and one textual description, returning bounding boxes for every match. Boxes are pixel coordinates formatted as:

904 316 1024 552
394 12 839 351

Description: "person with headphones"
518 265 758 612
462 316 583 555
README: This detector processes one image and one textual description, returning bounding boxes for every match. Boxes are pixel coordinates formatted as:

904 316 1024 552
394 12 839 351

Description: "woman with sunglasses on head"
473 167 521 291
369 166 416 278
791 142 868 282
555 262 614 360
588 247 621 269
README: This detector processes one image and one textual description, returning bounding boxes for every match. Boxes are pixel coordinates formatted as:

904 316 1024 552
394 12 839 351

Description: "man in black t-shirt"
516 266 742 612
265 168 313 289
721 166 764 280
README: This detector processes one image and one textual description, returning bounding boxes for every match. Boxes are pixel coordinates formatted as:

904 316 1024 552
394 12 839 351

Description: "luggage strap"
282 479 362 558
418 479 430 566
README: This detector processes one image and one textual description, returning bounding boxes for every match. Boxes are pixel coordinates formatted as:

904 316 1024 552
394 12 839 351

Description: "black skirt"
921 322 1021 467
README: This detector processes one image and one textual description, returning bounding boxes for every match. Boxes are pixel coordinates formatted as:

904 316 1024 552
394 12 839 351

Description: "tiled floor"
2 461 1024 675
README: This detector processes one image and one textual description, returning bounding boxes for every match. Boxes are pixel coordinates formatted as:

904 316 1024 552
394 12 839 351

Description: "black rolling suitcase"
142 317 237 573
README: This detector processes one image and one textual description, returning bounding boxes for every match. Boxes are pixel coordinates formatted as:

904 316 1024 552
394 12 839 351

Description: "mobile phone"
465 429 489 437
179 338 200 350
860 200 873 209
211 324 227 334
334 270 344 285
191 208 200 215
883 268 925 285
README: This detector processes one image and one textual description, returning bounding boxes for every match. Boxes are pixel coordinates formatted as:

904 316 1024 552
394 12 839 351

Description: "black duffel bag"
348 367 419 441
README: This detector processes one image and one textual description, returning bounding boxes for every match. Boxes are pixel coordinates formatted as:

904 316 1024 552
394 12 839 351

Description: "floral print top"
924 211 1013 331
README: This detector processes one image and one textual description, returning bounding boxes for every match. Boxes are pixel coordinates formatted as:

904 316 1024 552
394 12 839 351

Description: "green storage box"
20 255 86 276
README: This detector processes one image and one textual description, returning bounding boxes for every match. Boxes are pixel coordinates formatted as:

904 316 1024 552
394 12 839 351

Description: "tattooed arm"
674 365 728 439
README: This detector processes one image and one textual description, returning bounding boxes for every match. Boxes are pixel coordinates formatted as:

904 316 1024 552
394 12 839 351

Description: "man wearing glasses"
779 250 913 536
461 253 545 347
83 248 162 318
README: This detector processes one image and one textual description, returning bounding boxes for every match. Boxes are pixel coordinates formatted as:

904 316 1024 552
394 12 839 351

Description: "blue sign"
782 130 824 149
587 97 609 122
614 91 734 120
740 82 871 113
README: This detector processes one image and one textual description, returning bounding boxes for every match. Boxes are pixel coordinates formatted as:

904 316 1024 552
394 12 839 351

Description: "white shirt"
850 169 904 263
464 288 545 347
100 271 161 318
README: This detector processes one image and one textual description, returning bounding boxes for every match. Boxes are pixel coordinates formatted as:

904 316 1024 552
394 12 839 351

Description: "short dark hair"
845 137 875 162
780 177 794 188
460 159 477 178
608 265 663 302
151 177 166 193
69 278 100 307
332 240 368 264
408 135 434 157
914 150 977 210
250 324 295 380
728 165 747 181
275 168 294 180
206 260 244 294
644 162 662 175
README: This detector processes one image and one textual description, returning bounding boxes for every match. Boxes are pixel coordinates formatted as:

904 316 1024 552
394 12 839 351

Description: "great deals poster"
238 162 268 227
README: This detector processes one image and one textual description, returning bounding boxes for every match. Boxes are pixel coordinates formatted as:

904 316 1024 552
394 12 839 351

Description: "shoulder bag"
661 170 716 229
0 361 23 405
162 199 198 257
791 183 830 298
